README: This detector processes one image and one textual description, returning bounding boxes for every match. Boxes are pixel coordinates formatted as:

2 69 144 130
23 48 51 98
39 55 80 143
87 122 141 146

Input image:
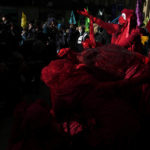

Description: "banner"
21 12 27 29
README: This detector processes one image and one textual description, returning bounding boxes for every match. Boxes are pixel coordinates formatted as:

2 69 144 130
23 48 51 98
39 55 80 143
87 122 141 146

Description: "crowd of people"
0 5 150 150
0 14 92 103
0 10 112 113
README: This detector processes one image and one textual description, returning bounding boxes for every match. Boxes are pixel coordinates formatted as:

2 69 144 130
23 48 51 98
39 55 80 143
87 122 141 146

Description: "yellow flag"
21 12 27 29
143 16 150 26
141 36 149 45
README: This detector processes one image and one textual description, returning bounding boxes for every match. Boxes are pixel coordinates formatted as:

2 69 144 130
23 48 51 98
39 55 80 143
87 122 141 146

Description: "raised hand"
77 8 90 18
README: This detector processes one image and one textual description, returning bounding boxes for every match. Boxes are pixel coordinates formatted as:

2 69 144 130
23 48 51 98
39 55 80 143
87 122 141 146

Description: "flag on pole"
21 12 27 29
69 10 76 24
136 0 143 26
98 9 103 17
143 16 150 26
111 15 121 24
85 7 90 32
141 36 149 45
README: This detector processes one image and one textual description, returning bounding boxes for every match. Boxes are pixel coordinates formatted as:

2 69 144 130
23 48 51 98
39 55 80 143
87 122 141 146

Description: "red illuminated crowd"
0 4 150 150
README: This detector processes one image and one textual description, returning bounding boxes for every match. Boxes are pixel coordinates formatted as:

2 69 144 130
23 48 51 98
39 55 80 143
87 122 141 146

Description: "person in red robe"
77 8 143 53
40 8 150 149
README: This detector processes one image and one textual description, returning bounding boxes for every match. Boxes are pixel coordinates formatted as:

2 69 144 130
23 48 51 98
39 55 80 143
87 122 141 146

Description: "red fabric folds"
57 48 71 57
41 44 150 148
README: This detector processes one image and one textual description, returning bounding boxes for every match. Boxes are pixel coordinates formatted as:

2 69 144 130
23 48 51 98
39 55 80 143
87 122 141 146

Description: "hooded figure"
77 8 143 53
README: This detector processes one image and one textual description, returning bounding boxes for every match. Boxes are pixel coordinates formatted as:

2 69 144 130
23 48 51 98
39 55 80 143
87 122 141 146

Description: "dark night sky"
0 0 103 9
0 0 81 6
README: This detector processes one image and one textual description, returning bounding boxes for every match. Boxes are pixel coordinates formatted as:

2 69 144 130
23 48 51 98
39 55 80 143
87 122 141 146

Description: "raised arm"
92 17 120 35
77 8 120 35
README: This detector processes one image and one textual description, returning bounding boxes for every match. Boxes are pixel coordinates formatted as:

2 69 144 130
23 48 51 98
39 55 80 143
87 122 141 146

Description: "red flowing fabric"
41 43 150 149
41 45 150 116
89 19 96 48
57 48 71 57
78 45 149 78
41 8 150 146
